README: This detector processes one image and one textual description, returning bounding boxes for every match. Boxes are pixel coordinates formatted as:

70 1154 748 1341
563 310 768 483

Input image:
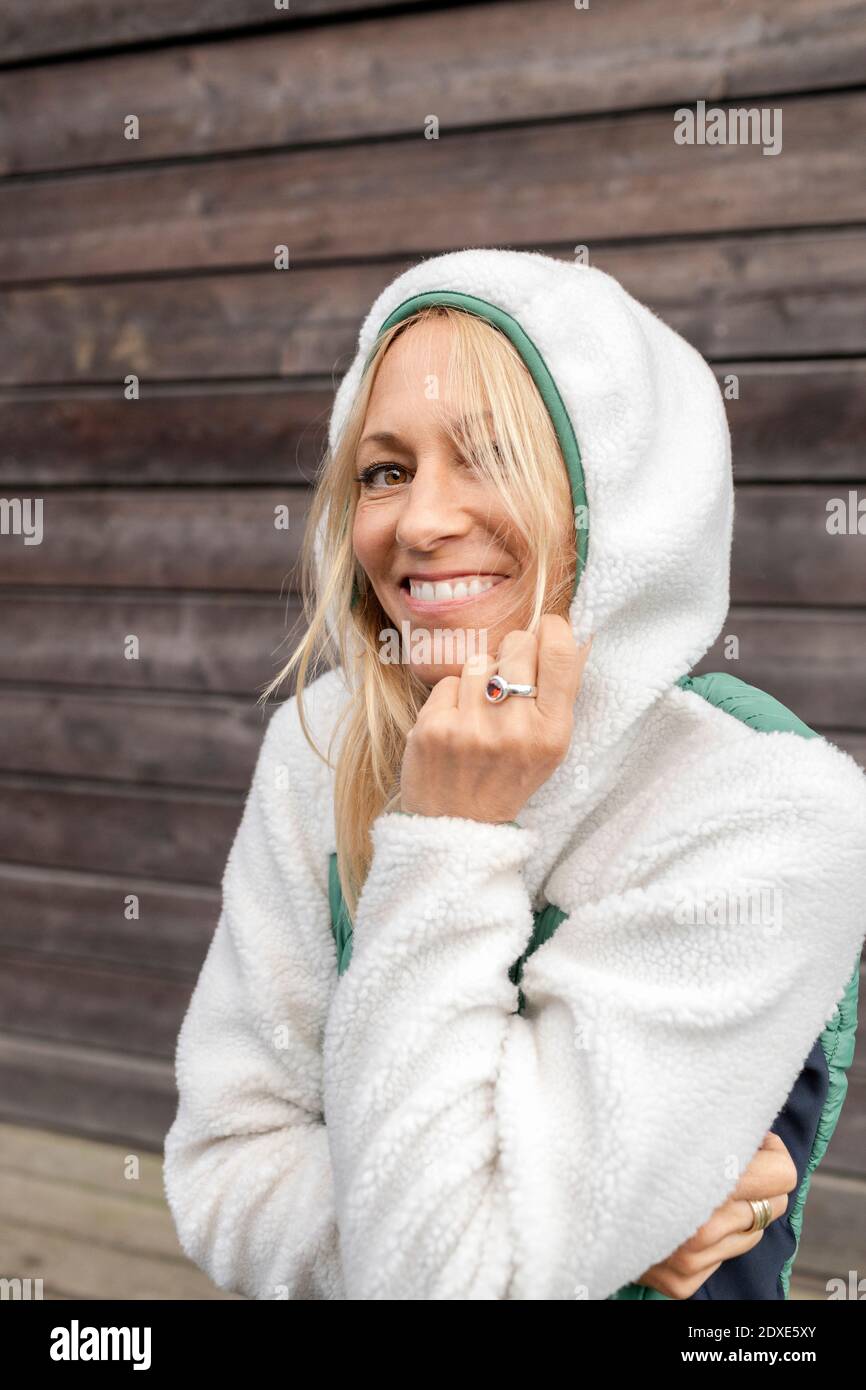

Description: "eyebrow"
357 410 493 452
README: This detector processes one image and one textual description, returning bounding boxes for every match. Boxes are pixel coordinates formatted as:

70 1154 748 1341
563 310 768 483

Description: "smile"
400 574 509 610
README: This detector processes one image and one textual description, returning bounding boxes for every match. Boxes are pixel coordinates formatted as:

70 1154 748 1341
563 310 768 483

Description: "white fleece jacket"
163 249 866 1300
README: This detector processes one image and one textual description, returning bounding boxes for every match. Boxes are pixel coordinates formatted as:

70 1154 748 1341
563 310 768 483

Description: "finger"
535 616 592 722
457 650 498 715
731 1191 789 1234
418 673 461 714
729 1145 798 1201
691 1190 788 1262
496 629 538 695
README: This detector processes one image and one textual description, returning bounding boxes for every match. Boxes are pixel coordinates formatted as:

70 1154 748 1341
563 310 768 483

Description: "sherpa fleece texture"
163 249 866 1300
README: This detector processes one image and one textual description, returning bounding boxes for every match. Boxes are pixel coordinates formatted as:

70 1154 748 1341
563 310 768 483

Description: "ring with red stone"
483 676 538 704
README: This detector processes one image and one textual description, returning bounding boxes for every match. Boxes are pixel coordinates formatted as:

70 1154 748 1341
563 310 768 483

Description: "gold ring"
746 1197 773 1233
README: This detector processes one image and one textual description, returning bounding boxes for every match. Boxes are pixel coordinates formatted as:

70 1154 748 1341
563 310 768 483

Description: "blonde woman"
163 249 866 1301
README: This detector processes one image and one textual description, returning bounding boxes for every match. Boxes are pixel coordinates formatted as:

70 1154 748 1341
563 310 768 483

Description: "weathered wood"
727 362 866 481
2 596 863 723
731 486 866 606
0 1032 176 1150
0 862 219 973
0 385 340 484
0 1118 167 1199
0 260 393 385
3 93 865 283
0 1216 237 1300
2 230 864 392
2 361 864 486
0 488 312 591
0 1120 242 1297
0 485 863 604
3 0 864 173
0 592 305 694
0 0 421 62
0 687 269 789
0 949 198 1056
0 774 242 883
695 608 866 728
0 384 331 484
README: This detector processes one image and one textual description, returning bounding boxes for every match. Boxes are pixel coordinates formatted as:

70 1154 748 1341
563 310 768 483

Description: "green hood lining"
348 289 588 608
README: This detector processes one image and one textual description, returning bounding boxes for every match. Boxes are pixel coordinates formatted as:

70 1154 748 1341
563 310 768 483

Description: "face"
352 319 538 686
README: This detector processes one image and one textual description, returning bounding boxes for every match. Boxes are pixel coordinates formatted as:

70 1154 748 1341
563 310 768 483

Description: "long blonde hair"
258 304 577 919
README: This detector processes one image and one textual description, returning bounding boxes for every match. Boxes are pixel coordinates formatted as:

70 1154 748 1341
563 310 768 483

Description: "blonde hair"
258 304 577 920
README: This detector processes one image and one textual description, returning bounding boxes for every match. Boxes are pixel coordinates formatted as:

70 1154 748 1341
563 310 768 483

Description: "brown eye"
356 463 409 488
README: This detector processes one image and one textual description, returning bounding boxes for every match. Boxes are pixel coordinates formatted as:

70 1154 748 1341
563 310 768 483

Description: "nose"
393 453 473 553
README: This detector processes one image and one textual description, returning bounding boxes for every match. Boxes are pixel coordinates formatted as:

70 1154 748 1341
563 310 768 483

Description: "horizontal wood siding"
0 0 863 1295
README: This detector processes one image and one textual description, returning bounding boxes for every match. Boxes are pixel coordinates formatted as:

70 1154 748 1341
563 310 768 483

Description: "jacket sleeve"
321 743 866 1300
162 703 344 1300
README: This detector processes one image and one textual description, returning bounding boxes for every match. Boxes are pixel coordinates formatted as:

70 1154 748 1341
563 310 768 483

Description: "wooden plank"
0 1218 239 1300
0 949 195 1058
730 486 866 606
0 591 304 694
0 687 268 789
1 594 864 722
0 259 391 385
726 362 866 482
0 0 421 62
0 774 241 883
1 1167 184 1258
1 361 863 487
2 92 865 283
0 385 340 484
0 1120 167 1201
4 0 864 173
0 484 863 602
600 230 866 361
694 607 866 729
0 862 218 973
2 230 864 391
0 1031 176 1150
0 487 311 591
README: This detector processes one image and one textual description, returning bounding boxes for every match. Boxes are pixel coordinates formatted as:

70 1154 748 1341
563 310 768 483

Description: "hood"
318 248 734 903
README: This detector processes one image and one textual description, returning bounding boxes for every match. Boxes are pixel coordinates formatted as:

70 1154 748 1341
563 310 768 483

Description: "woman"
163 249 866 1301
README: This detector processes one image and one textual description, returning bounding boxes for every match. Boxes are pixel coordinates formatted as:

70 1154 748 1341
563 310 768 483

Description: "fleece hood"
321 248 734 901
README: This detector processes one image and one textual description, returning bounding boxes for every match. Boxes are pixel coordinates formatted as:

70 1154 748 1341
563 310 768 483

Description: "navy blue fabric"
687 1033 830 1299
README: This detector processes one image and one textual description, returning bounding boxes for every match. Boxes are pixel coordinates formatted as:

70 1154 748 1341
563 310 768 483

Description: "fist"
399 615 593 824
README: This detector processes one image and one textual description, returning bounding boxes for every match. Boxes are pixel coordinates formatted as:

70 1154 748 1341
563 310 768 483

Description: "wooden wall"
0 0 864 1288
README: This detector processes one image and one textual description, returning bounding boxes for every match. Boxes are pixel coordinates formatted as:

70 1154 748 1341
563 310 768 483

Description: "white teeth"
408 575 499 602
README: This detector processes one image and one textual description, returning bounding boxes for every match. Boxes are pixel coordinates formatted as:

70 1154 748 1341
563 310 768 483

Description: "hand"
399 616 593 824
634 1131 798 1299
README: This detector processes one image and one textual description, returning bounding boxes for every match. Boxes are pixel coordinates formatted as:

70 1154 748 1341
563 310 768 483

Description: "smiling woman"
258 299 579 920
163 248 866 1303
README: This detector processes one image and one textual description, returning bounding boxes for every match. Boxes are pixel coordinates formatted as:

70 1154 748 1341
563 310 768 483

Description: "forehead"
362 319 491 438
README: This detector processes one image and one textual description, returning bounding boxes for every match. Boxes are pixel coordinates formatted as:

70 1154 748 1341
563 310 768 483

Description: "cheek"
352 502 392 572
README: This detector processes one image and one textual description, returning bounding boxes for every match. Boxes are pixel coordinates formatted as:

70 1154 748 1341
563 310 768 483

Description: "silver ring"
484 675 538 704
